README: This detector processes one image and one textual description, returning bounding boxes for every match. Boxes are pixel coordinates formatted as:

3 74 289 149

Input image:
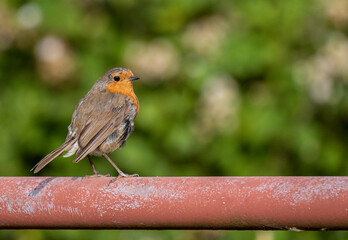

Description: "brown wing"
71 93 131 163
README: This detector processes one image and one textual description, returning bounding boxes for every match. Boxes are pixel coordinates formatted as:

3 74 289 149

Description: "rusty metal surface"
0 177 347 230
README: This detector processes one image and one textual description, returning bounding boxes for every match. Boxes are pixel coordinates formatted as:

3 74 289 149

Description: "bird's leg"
88 155 99 175
102 153 138 184
83 155 110 178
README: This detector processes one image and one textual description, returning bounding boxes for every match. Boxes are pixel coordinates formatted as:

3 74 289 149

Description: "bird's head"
104 67 140 94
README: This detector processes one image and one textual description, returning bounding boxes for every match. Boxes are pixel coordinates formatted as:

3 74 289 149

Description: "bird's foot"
108 173 139 185
83 172 111 179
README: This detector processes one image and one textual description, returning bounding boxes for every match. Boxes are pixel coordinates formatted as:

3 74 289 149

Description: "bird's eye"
113 76 120 82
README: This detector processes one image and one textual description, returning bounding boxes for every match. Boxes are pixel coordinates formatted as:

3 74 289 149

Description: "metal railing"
0 176 347 230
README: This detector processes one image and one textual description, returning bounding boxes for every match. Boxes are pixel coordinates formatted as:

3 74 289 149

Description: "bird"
31 67 140 179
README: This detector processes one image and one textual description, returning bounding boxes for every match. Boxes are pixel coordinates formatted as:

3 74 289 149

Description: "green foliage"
0 0 347 239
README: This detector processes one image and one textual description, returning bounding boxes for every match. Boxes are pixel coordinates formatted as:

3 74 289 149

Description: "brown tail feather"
31 139 77 173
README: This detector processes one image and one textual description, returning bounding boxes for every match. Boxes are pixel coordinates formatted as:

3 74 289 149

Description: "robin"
31 67 140 179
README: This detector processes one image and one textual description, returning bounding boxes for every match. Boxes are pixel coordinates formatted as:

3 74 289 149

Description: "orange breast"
105 81 139 112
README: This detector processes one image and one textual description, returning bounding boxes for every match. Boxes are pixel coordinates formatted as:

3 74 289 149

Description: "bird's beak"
129 75 140 81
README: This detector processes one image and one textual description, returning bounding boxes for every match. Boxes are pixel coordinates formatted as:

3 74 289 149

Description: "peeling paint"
29 177 56 197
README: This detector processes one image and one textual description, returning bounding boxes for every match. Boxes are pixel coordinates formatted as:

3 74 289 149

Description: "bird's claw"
83 173 111 179
108 173 139 185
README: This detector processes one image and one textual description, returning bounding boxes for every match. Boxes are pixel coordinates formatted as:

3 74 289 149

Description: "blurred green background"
0 0 347 239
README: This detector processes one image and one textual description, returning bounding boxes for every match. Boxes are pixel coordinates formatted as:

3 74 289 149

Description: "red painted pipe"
0 177 347 230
